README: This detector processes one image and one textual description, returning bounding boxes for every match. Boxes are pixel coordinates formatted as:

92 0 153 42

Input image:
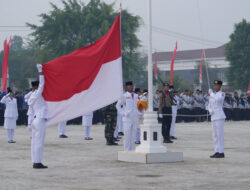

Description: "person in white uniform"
208 80 226 159
24 83 37 135
58 121 68 138
1 88 18 143
116 81 138 151
82 112 93 140
28 64 49 169
169 85 178 140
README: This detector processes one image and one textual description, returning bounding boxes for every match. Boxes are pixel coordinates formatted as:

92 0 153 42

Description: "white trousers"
170 113 177 137
27 115 34 133
113 125 119 138
6 129 15 141
58 121 67 135
31 118 46 163
136 127 141 142
117 114 123 133
123 121 137 151
85 126 91 138
212 119 225 153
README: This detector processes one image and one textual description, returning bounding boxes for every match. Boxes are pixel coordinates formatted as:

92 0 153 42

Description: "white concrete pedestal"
118 112 183 163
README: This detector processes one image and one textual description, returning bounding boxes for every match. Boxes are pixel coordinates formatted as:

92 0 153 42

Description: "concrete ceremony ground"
0 121 250 190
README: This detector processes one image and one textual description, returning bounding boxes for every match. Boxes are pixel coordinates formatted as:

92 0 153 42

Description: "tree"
27 0 144 83
225 19 250 90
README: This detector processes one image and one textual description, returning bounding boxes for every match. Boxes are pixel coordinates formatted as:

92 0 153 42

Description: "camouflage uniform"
103 103 117 145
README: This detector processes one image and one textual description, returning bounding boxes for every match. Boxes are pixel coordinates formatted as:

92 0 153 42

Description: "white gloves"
6 93 10 97
208 89 213 95
37 64 43 72
159 114 163 118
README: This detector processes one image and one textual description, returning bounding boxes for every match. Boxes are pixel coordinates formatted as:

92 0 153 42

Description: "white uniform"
117 92 138 151
0 95 18 142
28 75 49 164
82 112 93 138
136 94 146 142
208 89 226 154
58 121 67 136
170 95 178 137
24 91 34 133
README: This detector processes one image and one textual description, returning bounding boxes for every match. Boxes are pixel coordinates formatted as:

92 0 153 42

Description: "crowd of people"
153 89 250 122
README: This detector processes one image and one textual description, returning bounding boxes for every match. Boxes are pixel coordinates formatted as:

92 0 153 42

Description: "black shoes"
135 141 141 144
210 152 225 158
33 163 48 169
59 135 68 138
118 132 124 136
85 137 93 140
163 139 173 143
170 136 177 140
8 140 16 143
106 138 118 145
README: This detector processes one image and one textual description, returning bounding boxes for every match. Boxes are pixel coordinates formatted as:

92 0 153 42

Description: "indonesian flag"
154 51 158 80
248 82 250 94
2 38 11 92
170 42 177 85
199 50 205 84
43 14 123 126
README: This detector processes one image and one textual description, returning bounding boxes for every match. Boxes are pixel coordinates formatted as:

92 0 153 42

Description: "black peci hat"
214 80 223 85
7 87 12 93
135 88 141 93
125 81 133 86
31 81 39 87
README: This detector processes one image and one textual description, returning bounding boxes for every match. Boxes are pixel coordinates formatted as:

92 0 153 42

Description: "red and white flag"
43 14 123 126
154 51 158 80
2 38 11 92
170 42 177 85
199 50 205 84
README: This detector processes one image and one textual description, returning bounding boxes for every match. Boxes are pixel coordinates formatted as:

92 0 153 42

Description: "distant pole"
147 0 153 112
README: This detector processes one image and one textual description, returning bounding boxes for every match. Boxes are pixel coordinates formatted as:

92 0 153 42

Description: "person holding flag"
28 64 49 169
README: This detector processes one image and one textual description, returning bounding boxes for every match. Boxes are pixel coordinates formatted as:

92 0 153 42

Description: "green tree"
225 19 250 90
27 0 144 83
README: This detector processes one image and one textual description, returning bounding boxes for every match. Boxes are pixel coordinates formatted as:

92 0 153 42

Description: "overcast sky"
0 0 250 52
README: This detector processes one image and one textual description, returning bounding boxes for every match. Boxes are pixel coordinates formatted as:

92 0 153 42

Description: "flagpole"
119 0 183 163
147 0 153 112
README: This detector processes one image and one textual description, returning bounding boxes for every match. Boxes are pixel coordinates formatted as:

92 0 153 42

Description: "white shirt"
28 76 49 119
116 91 138 123
0 95 18 118
208 90 226 121
24 91 34 116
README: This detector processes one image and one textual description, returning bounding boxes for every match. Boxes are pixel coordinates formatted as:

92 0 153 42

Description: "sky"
0 0 250 52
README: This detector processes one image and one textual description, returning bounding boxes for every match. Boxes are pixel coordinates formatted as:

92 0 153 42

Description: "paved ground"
0 121 250 190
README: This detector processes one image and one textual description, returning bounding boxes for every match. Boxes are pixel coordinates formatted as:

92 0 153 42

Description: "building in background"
155 45 229 87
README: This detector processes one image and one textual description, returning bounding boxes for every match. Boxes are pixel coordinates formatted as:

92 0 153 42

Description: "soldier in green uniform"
103 103 118 145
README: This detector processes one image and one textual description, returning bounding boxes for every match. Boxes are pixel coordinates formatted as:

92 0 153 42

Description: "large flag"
154 51 158 80
43 14 123 126
170 42 177 85
199 50 205 84
2 38 11 92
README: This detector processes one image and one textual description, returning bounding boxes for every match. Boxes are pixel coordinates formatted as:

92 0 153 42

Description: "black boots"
106 137 118 145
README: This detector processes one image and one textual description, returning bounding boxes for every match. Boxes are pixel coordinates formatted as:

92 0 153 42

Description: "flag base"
117 111 183 163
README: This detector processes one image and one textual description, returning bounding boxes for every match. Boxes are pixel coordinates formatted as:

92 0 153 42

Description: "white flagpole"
147 0 153 112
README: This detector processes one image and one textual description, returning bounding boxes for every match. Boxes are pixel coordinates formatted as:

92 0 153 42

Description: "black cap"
125 81 133 86
169 85 174 89
214 80 223 85
135 88 141 93
143 89 148 93
31 81 39 87
7 87 12 93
